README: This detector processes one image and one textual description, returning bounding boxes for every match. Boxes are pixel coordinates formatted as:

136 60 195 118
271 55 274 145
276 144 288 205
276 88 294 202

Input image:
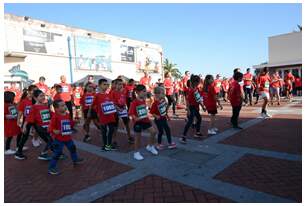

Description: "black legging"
154 118 172 144
183 106 202 135
65 101 73 120
100 123 116 146
166 95 176 114
244 86 253 104
231 106 242 127
5 134 21 150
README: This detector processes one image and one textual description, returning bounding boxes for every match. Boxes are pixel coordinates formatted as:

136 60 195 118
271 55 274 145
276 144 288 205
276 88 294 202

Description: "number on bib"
9 106 17 117
62 86 69 93
194 90 202 103
118 107 128 117
101 102 116 114
85 96 94 106
61 120 72 136
158 101 167 116
24 106 31 117
264 81 270 88
136 105 148 119
40 109 51 123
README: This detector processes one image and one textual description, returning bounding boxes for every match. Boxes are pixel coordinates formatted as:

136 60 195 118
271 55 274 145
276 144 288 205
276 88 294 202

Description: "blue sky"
4 3 302 77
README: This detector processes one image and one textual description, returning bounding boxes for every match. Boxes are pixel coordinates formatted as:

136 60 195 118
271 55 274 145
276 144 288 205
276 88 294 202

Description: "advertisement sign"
121 45 135 62
136 47 161 73
74 36 112 71
23 28 66 55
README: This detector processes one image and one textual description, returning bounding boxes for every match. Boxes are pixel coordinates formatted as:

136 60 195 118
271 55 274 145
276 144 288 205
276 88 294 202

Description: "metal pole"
67 36 73 83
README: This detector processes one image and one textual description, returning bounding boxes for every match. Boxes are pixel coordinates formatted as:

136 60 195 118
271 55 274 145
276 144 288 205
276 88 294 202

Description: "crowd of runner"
4 67 301 175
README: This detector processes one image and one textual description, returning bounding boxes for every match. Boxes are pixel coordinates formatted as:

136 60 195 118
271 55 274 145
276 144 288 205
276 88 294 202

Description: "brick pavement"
94 175 234 203
214 154 302 202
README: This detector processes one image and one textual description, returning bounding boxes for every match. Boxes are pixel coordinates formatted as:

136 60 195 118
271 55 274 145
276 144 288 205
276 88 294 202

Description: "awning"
253 59 302 69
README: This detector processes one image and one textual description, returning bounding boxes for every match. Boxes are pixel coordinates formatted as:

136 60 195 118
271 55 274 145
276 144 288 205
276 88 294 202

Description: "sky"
4 3 302 77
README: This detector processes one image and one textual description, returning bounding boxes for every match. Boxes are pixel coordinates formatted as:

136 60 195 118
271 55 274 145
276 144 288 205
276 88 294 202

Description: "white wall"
269 32 302 64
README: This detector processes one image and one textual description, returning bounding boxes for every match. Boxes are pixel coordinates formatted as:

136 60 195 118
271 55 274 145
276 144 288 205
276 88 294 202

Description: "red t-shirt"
59 82 72 102
182 75 190 92
53 93 64 101
257 74 271 92
80 92 95 110
49 112 73 142
221 80 229 92
18 98 33 118
150 99 168 120
111 89 127 107
72 87 83 106
173 82 180 93
92 92 116 124
284 73 295 85
140 77 151 91
26 104 51 128
128 98 150 123
7 87 21 103
229 81 243 107
270 75 282 88
125 84 135 99
243 73 253 86
4 103 21 137
203 84 217 111
295 77 302 87
164 78 173 96
213 79 222 93
35 83 50 95
187 87 202 108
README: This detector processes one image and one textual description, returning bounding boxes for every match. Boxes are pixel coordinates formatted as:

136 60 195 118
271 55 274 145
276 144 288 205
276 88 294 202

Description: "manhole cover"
160 148 217 165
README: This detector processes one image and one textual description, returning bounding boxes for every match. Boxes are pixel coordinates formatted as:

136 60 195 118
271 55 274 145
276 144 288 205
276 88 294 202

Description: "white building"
253 31 302 78
4 13 163 88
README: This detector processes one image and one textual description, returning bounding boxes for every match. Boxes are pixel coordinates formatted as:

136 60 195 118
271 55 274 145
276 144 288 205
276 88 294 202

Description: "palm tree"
163 58 182 79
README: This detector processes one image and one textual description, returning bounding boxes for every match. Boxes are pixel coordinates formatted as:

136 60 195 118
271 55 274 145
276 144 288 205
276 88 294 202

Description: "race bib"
194 90 202 103
62 85 69 93
118 107 128 117
40 109 51 123
245 85 252 89
128 90 133 98
264 81 270 88
24 106 31 117
158 101 167 116
61 120 72 136
9 106 18 118
216 82 221 87
85 96 94 106
101 102 116 114
75 93 81 99
136 105 148 119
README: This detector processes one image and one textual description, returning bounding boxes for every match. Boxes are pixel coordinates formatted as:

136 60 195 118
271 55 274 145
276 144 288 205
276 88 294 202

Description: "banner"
74 36 112 71
121 45 135 62
23 28 66 55
136 47 161 73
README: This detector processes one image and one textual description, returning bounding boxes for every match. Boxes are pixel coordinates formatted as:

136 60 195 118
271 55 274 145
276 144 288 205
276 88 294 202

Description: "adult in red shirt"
270 72 282 106
228 72 244 129
7 82 21 104
35 76 50 96
284 70 295 101
213 74 222 98
243 68 253 106
221 78 229 102
182 71 191 96
58 75 73 119
92 79 117 151
140 72 151 96
294 75 302 96
164 72 177 116
125 79 136 110
256 67 272 118
72 84 83 121
15 89 53 160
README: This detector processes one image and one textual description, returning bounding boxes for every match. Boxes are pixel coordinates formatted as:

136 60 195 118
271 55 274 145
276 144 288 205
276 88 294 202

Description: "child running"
92 79 117 151
181 75 205 143
48 99 84 175
256 67 272 118
203 75 223 135
270 72 282 106
228 72 244 129
150 86 177 150
15 89 53 160
4 91 22 155
129 84 158 161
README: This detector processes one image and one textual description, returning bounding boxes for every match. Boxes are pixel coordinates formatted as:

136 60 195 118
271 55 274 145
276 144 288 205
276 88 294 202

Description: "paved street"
5 97 302 203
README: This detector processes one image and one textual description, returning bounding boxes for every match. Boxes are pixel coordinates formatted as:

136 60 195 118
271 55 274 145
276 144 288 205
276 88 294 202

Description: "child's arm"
17 111 23 127
152 113 161 120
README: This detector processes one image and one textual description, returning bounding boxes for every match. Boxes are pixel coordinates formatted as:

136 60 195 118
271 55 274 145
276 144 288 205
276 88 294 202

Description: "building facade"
4 13 164 89
253 31 302 78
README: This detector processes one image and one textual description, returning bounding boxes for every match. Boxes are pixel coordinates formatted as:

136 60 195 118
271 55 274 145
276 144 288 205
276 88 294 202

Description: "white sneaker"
133 152 144 161
265 113 272 118
208 129 217 135
32 139 40 147
261 113 272 119
146 145 158 155
5 149 16 155
212 128 219 132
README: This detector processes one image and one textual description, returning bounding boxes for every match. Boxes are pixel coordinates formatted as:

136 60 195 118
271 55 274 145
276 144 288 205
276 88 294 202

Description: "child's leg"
163 120 172 144
33 125 53 153
83 118 90 135
154 119 164 144
49 139 64 170
262 97 268 113
100 124 107 147
183 107 195 136
194 109 202 133
122 117 132 139
16 133 22 148
65 140 78 162
16 123 32 154
107 123 116 146
5 137 13 151
134 132 141 151
209 114 216 129
147 126 157 146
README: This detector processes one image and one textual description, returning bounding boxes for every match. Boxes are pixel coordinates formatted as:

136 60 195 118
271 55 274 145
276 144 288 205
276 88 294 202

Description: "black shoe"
73 158 84 165
233 126 243 130
48 168 60 175
38 153 52 161
180 136 187 144
194 132 203 137
83 135 91 142
110 144 118 151
112 142 119 148
128 137 135 144
15 152 26 160
101 145 106 151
